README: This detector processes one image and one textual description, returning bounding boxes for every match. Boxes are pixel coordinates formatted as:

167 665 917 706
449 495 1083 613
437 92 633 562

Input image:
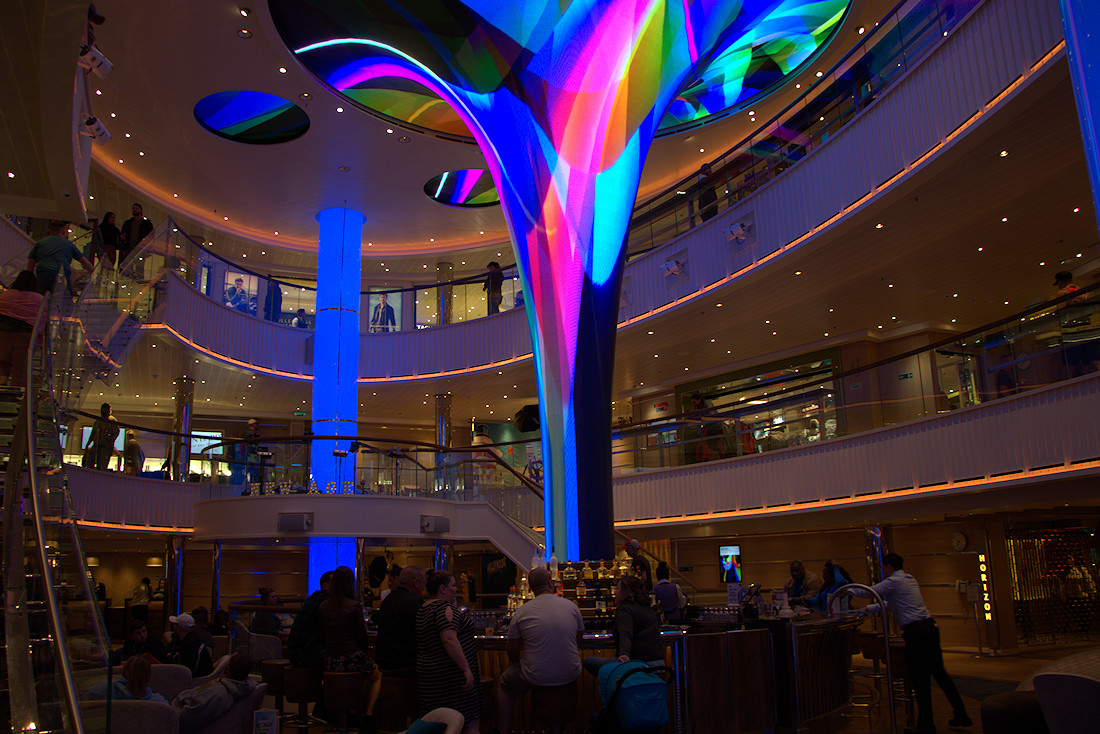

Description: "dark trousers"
902 619 967 727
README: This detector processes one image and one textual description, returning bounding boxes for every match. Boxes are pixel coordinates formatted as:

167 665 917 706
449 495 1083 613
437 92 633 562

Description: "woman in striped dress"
416 570 482 734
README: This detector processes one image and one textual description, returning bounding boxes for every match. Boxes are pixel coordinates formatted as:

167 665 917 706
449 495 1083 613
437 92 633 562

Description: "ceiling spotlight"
857 26 865 34
239 8 251 16
999 150 1008 157
238 29 252 38
299 92 311 100
336 106 344 113
816 70 823 77
875 223 883 228
386 128 394 134
338 166 350 172
278 67 287 74
6 172 13 179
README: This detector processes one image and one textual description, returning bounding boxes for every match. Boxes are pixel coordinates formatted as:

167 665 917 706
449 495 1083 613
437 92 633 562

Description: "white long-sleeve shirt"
849 569 930 628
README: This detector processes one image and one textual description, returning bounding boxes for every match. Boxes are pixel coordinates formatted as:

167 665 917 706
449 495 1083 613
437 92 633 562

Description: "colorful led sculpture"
271 0 849 560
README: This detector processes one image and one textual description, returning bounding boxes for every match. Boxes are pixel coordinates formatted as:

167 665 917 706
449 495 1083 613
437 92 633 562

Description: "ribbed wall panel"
66 466 237 528
613 373 1100 521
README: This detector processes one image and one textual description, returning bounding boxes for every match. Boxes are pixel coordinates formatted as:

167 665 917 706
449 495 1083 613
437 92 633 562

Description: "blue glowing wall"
311 208 363 494
1060 0 1100 236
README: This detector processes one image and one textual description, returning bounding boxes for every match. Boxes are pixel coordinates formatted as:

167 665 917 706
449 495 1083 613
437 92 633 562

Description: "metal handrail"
23 292 86 734
828 583 898 734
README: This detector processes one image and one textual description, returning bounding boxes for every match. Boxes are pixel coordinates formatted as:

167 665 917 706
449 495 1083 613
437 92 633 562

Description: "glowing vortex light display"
271 0 850 561
193 90 310 144
424 169 499 207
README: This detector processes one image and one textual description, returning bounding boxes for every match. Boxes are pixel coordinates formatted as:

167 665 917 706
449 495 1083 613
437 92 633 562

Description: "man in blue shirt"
27 221 93 294
851 553 971 733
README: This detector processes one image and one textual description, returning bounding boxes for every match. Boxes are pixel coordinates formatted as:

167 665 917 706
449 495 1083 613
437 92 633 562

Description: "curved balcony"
69 0 1065 382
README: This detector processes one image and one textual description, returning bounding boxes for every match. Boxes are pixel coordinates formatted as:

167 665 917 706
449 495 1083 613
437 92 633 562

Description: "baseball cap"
169 613 195 630
624 539 640 550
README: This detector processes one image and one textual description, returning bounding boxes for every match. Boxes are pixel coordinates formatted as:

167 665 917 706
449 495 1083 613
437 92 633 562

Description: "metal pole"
211 539 222 613
828 583 899 734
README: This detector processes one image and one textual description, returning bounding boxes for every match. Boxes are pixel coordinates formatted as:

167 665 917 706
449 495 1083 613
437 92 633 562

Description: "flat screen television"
190 430 224 456
719 544 742 583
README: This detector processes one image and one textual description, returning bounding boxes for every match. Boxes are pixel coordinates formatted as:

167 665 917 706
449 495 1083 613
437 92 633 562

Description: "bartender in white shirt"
849 553 971 734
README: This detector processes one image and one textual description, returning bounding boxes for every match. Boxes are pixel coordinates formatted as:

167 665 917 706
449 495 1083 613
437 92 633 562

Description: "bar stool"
531 680 578 734
261 658 290 714
376 674 418 733
324 672 364 732
283 666 324 731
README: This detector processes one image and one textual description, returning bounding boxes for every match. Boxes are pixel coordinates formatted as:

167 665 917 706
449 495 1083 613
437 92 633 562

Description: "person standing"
263 277 283 322
130 576 152 623
122 430 144 476
376 565 426 677
623 539 652 592
484 261 504 315
849 553 971 733
370 292 397 332
119 202 153 262
288 570 332 720
88 402 119 471
98 211 120 267
27 221 93 294
653 562 687 622
416 570 482 734
494 567 584 734
292 308 309 328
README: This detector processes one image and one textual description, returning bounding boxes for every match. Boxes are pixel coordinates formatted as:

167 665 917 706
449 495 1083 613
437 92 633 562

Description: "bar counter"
473 613 862 734
470 616 858 734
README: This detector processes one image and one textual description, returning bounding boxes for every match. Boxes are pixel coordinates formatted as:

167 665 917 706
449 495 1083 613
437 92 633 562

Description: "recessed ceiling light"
299 92 311 100
109 112 116 118
239 8 251 16
336 106 344 113
274 231 279 235
223 216 229 220
858 26 865 34
118 159 123 164
1001 217 1008 222
875 223 883 229
716 303 723 307
338 166 350 172
238 29 252 38
1039 261 1045 266
124 133 131 138
794 270 802 276
699 148 704 153
138 151 144 156
824 332 829 336
772 331 777 335
977 247 983 252
795 83 801 89
386 128 394 134
5 172 13 179
173 193 178 197
816 71 823 77
999 150 1008 157
888 283 893 288
1073 207 1080 213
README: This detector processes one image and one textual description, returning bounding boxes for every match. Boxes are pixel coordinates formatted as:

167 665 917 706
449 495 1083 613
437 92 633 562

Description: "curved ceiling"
76 0 883 259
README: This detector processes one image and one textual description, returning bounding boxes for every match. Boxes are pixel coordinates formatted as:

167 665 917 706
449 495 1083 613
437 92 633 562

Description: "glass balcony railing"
613 282 1100 472
6 0 986 342
628 0 981 255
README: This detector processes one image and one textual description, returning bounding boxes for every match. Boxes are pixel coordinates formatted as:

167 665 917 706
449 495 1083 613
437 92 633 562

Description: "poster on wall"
367 290 401 332
224 272 257 315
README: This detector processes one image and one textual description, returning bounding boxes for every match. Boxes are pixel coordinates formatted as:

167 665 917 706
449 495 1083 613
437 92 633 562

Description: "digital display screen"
719 544 742 583
191 431 224 456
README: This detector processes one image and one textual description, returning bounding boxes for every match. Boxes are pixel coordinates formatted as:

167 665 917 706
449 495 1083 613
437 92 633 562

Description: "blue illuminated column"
311 208 363 493
1060 0 1100 233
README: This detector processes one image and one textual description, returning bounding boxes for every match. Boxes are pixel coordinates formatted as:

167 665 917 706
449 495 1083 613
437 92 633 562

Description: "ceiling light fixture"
999 150 1008 157
278 66 287 73
299 92 311 100
238 29 252 38
336 106 344 113
239 8 251 17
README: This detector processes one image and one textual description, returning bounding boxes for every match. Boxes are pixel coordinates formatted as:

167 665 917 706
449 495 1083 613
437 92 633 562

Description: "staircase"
0 296 113 733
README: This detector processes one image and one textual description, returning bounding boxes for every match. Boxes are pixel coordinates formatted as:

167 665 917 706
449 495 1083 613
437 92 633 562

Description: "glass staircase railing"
2 279 113 733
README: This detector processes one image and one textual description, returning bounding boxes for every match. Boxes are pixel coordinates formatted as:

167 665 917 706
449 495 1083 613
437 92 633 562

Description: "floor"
266 648 1068 733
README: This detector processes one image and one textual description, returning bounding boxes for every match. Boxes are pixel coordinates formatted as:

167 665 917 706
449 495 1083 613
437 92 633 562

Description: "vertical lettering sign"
978 553 993 621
